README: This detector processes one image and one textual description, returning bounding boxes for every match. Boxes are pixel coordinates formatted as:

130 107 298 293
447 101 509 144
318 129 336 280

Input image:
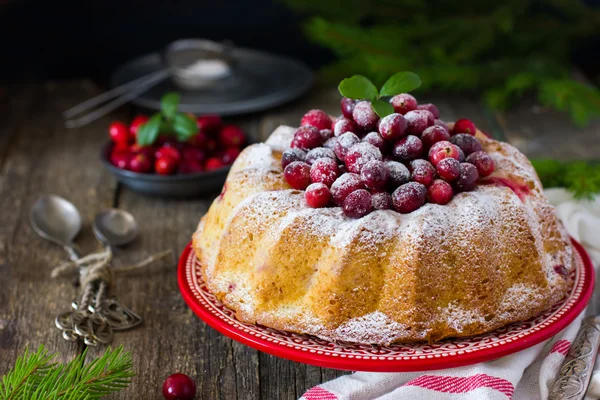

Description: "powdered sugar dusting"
265 125 295 151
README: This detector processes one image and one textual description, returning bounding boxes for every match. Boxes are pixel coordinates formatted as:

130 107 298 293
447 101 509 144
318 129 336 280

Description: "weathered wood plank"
0 80 119 370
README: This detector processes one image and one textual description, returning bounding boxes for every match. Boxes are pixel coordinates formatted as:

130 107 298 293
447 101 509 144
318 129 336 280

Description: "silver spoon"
92 208 139 247
30 195 82 260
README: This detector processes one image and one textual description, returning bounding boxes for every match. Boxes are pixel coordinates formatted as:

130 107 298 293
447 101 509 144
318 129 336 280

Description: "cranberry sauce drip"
480 177 530 202
281 97 496 218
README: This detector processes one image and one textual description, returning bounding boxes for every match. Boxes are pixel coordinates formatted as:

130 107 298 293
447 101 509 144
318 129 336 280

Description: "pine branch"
0 345 134 400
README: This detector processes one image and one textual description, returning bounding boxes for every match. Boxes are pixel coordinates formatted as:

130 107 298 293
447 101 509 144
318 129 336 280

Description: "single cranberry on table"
362 132 387 153
454 162 480 192
378 113 407 142
345 142 382 174
361 160 389 191
222 148 241 165
449 134 483 156
409 159 436 187
343 189 373 218
155 156 178 175
340 97 358 119
428 141 463 166
305 147 336 165
129 153 152 173
421 125 450 149
466 151 495 177
333 132 360 161
392 181 427 213
453 118 477 135
305 182 331 208
109 121 130 144
392 135 423 163
417 103 440 119
428 179 454 205
436 158 461 181
284 161 311 190
196 114 222 135
281 148 307 169
386 160 411 189
219 125 246 148
404 109 434 135
162 373 196 400
390 93 417 115
352 101 379 131
310 158 340 187
371 191 392 210
291 125 323 150
301 109 332 131
330 173 364 205
205 157 225 171
129 115 149 137
333 117 358 137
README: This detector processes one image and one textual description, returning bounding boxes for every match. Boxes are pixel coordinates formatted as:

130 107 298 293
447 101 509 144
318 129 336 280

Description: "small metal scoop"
30 195 82 260
92 209 139 247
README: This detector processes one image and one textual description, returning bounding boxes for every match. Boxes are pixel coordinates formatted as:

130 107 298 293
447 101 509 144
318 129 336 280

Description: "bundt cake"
192 94 573 345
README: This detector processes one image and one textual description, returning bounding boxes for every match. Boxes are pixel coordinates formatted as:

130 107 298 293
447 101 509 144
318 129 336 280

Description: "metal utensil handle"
548 316 600 400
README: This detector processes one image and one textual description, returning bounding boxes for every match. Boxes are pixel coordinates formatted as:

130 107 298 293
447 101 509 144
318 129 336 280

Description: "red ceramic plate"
178 238 594 372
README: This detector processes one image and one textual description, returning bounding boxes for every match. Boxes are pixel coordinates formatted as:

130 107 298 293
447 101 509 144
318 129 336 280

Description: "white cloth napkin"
301 189 600 400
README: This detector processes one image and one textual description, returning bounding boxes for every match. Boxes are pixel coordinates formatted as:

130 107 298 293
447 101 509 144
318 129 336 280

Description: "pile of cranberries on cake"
108 115 247 175
282 95 495 218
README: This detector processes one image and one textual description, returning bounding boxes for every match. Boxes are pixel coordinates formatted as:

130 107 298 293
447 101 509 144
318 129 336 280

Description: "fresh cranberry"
129 115 149 137
427 179 454 205
197 115 222 135
110 151 131 170
162 373 196 400
386 160 410 189
179 160 204 174
371 192 392 210
393 135 423 163
417 103 440 119
410 159 436 187
343 189 373 218
284 161 311 189
352 101 379 131
291 125 323 150
341 98 358 119
320 129 334 141
155 156 178 175
453 119 477 135
281 148 306 169
390 93 417 115
182 147 206 163
129 153 152 173
333 132 360 161
435 119 450 132
222 148 241 165
404 110 434 135
205 157 225 171
129 144 155 162
428 141 463 166
113 141 130 153
421 125 450 149
378 113 407 142
205 138 218 153
333 117 358 137
109 121 130 144
305 183 331 208
345 142 382 174
187 131 209 149
219 125 246 148
466 151 495 177
301 109 332 130
362 132 387 153
360 160 389 190
454 162 480 192
305 147 336 165
323 137 338 150
436 158 461 181
330 173 363 205
392 182 427 213
156 146 181 163
449 134 483 156
310 158 340 187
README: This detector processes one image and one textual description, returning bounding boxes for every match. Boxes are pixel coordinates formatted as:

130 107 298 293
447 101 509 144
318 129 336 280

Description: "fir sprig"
0 345 135 400
532 159 600 200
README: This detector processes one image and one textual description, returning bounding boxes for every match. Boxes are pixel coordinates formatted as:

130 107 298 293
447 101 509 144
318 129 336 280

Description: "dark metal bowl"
101 143 230 198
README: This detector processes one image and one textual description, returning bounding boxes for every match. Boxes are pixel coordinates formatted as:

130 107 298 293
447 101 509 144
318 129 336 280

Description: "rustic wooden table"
0 80 598 399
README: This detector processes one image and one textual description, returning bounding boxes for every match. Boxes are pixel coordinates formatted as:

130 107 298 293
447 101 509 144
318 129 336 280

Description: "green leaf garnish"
379 72 422 97
136 114 162 146
172 113 199 141
370 99 395 118
338 75 378 100
161 92 180 120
